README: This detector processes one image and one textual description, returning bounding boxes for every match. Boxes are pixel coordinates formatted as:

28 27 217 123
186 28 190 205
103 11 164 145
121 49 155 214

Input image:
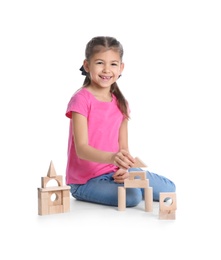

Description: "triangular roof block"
47 161 57 177
134 157 148 168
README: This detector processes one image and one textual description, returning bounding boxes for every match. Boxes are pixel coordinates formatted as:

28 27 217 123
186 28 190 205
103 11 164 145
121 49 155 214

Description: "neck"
86 86 112 102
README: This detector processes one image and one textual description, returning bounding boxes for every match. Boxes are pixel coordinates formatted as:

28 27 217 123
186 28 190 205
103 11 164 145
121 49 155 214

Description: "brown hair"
82 36 130 119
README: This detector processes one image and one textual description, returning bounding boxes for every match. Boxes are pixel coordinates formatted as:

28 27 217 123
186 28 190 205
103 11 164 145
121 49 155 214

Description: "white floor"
2 186 219 260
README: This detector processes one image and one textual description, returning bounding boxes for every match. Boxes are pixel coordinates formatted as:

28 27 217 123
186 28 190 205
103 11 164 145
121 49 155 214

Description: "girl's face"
84 49 124 89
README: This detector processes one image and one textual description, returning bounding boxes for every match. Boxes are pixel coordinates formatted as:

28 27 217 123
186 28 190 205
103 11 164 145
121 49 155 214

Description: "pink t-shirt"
65 87 125 184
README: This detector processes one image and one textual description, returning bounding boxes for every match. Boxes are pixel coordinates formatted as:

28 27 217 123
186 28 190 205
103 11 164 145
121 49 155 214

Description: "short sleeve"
65 90 89 119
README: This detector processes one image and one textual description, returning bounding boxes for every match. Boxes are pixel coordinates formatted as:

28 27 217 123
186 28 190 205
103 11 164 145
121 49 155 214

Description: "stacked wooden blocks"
37 158 177 219
118 157 153 212
37 161 70 215
118 157 177 219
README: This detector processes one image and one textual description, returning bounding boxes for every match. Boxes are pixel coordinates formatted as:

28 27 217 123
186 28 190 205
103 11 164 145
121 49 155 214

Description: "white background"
0 0 220 259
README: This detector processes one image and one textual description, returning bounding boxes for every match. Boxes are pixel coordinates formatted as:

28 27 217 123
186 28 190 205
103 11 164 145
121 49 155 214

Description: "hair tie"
79 65 87 76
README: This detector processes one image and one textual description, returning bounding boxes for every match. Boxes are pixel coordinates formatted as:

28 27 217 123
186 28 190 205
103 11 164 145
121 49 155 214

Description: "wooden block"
39 186 70 192
62 189 70 212
124 179 148 188
48 190 62 206
47 161 57 177
159 210 176 220
62 189 71 197
118 186 126 211
49 205 63 215
144 187 153 212
133 157 148 168
160 192 177 211
41 175 63 188
159 192 177 220
38 189 49 215
128 171 146 180
62 196 70 212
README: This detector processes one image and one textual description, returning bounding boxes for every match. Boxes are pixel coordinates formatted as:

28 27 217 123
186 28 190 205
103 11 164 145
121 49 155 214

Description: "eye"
111 63 118 66
96 61 103 65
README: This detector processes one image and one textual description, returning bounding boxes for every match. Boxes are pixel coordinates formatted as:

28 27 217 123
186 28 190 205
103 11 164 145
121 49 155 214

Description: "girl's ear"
83 59 89 73
120 62 124 74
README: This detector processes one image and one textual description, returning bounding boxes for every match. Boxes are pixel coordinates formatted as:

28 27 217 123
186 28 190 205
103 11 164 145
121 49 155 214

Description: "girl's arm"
72 112 134 168
112 118 135 183
118 118 130 151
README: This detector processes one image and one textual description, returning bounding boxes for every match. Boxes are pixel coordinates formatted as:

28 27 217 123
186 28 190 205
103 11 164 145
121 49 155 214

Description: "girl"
65 36 175 207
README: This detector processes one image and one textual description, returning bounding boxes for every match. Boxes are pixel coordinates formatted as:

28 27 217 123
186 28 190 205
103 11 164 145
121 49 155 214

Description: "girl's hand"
112 149 135 169
112 168 129 183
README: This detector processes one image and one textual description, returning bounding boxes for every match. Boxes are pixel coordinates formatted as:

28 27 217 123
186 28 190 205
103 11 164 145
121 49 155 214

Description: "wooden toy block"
47 161 57 177
128 171 146 180
133 157 148 168
118 171 153 212
41 175 63 188
159 192 177 220
37 161 71 215
144 186 153 212
124 172 148 189
38 190 50 215
118 186 126 211
124 178 148 188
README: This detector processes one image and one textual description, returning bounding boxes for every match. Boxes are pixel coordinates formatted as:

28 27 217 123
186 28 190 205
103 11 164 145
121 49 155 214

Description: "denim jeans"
69 168 176 207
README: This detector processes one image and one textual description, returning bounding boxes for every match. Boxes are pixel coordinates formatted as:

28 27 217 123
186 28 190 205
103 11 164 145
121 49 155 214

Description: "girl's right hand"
112 168 129 183
112 149 135 169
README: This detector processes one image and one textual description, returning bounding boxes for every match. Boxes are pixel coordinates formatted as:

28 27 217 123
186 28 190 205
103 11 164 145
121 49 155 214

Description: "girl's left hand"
112 168 129 183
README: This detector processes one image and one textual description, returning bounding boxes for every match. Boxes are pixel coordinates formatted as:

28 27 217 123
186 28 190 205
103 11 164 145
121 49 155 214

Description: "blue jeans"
69 168 176 207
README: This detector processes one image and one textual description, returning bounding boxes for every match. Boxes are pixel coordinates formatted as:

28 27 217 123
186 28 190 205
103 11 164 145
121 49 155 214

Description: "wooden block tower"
118 157 153 212
37 161 70 215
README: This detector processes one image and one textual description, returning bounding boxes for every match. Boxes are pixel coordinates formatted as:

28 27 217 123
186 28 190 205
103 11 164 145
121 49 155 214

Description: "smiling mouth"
100 76 112 80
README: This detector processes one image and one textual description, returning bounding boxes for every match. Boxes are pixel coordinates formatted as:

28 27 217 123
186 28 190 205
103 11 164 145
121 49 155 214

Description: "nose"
102 64 110 73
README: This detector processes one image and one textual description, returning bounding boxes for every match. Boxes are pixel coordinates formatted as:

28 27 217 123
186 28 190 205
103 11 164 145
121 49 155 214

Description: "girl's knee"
126 188 142 207
161 181 176 193
168 181 176 192
153 181 176 201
